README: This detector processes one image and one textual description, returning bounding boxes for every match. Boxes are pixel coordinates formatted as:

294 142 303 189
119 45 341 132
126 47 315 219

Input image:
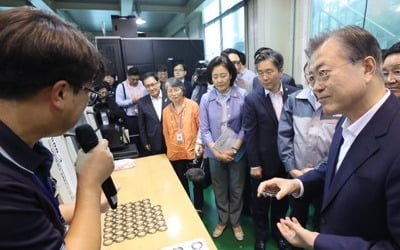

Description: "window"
311 0 400 49
222 7 245 51
203 0 219 23
204 21 221 60
221 0 242 13
203 0 245 61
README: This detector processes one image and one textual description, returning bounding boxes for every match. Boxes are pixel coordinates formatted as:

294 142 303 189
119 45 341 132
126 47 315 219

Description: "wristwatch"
231 147 238 155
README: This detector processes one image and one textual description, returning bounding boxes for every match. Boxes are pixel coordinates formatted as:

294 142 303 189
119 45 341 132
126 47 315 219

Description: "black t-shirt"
0 121 65 249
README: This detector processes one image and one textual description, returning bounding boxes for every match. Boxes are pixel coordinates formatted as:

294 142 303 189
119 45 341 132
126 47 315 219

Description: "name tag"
177 133 183 144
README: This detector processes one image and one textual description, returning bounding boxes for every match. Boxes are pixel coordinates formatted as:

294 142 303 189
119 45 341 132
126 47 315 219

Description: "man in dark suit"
137 72 170 156
173 62 193 98
258 26 400 249
244 50 298 250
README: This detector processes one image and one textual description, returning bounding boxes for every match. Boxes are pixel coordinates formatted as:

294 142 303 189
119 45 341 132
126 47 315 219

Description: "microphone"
75 124 118 209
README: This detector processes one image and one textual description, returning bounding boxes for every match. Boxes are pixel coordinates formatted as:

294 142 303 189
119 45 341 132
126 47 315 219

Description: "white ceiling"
0 0 205 36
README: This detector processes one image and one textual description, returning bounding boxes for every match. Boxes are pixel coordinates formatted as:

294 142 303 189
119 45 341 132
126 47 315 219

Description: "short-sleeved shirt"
0 121 65 249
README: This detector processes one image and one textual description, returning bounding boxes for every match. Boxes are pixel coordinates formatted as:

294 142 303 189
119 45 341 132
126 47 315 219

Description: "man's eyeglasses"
166 87 183 94
231 60 241 66
144 82 159 89
308 60 358 86
257 70 275 77
383 68 400 79
81 86 101 97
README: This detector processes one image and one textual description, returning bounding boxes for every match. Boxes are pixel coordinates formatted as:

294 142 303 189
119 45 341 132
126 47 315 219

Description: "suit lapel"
161 91 170 120
321 121 344 210
282 85 291 102
162 96 169 109
144 95 159 120
322 126 380 212
321 94 398 212
258 87 278 124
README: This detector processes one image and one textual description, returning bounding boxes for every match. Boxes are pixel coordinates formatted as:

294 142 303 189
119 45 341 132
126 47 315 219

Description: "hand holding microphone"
75 124 118 209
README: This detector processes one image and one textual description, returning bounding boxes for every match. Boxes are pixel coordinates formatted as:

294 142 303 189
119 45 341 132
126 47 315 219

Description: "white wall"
247 0 294 73
292 0 312 86
247 0 310 85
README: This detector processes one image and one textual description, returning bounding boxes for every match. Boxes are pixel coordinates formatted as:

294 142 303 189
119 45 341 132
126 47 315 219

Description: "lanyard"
172 105 185 131
0 146 65 225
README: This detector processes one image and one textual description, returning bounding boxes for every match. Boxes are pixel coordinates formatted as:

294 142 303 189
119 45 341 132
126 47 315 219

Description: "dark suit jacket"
183 80 193 99
137 92 170 154
300 94 400 249
253 73 296 90
243 84 298 179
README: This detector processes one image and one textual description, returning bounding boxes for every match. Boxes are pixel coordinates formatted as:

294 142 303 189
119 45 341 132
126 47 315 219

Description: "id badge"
176 133 183 143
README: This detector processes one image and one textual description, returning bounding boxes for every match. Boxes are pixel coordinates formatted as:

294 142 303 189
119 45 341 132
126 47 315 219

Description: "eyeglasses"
144 82 159 89
257 69 275 76
231 60 241 65
383 68 400 79
166 88 183 94
81 86 101 97
173 69 185 72
308 60 358 86
128 76 140 82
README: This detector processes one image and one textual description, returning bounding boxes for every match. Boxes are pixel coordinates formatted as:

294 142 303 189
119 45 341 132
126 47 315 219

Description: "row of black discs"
103 199 168 246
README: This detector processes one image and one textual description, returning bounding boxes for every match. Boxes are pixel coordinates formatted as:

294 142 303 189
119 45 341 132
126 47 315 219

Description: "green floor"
199 186 280 250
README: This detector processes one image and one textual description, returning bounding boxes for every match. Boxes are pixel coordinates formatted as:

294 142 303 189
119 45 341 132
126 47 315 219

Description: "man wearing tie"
258 26 400 249
243 50 298 250
137 72 170 156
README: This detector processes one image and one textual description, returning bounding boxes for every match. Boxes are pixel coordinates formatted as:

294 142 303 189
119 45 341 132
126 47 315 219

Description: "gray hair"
165 77 185 94
305 25 382 68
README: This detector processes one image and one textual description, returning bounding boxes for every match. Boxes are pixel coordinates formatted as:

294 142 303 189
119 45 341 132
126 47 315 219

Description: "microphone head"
75 124 98 153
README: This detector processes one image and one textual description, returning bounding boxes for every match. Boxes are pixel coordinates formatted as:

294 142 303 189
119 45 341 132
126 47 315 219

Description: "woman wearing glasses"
199 55 247 241
162 78 204 212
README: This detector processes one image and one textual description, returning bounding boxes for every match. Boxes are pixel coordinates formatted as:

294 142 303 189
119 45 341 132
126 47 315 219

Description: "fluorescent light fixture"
136 17 146 25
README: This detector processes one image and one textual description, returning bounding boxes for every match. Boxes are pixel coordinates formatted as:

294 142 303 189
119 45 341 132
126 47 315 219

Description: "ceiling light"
136 17 146 25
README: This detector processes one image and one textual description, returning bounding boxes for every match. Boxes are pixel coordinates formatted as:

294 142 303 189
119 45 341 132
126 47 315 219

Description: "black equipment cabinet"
96 37 204 82
96 37 125 82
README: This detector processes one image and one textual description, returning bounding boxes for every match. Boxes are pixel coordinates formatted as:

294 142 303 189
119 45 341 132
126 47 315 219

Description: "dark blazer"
253 73 296 90
183 80 193 99
300 94 400 249
137 91 170 154
243 84 298 179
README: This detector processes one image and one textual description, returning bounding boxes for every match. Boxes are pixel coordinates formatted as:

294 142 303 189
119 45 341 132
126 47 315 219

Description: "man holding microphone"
0 6 114 249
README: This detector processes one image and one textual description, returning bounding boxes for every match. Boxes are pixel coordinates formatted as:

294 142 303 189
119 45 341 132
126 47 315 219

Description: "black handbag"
185 156 211 188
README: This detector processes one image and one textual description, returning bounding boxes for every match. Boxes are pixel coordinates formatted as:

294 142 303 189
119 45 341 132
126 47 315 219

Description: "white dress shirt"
336 90 390 172
264 84 284 120
151 91 163 121
295 89 390 197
